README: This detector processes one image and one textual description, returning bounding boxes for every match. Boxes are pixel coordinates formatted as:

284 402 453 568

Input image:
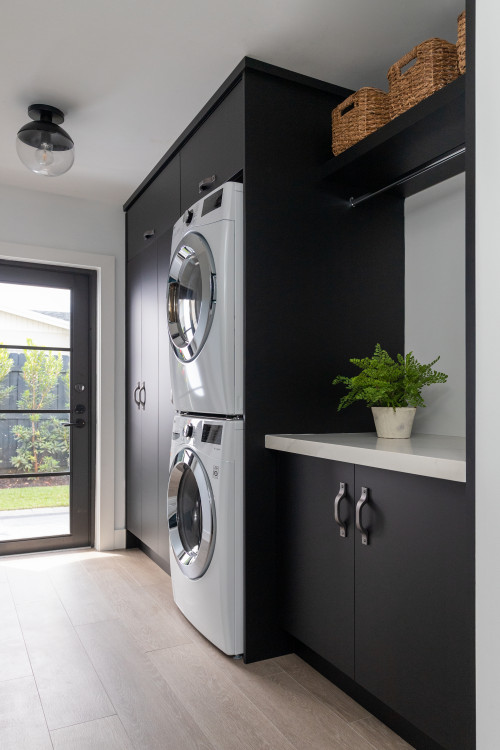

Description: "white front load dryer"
167 181 243 416
167 414 243 656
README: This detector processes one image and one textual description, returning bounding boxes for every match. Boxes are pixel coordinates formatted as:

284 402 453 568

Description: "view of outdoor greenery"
0 340 70 512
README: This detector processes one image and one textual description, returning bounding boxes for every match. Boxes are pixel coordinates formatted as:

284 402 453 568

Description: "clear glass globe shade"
34 143 54 170
16 138 75 176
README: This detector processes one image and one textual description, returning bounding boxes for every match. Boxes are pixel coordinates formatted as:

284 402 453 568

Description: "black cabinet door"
180 82 244 211
157 227 175 570
278 453 355 678
139 243 159 553
354 466 474 750
126 255 143 539
127 154 180 261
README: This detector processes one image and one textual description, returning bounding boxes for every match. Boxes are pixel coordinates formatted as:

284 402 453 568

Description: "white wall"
476 3 500 747
405 173 466 436
0 184 125 548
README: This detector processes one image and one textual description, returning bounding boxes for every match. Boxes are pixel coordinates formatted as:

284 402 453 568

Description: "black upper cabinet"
127 154 180 261
180 82 244 211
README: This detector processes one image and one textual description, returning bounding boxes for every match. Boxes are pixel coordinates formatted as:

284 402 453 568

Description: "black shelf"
320 75 466 201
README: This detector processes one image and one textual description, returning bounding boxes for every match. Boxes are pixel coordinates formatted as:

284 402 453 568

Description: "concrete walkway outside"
0 507 70 541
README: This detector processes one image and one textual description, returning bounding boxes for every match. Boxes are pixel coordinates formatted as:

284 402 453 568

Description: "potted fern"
332 344 448 438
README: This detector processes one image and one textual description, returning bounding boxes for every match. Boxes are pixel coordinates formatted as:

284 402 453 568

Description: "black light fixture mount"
16 104 75 176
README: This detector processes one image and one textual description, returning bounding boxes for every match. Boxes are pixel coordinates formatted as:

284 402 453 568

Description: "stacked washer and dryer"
166 182 244 656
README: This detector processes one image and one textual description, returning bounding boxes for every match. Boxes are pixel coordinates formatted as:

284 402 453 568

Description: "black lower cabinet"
280 455 355 677
278 454 474 750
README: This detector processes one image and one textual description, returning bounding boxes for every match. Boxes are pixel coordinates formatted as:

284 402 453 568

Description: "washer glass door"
167 232 216 362
168 447 216 579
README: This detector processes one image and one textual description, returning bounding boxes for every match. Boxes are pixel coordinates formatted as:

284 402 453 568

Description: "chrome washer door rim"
167 232 216 362
167 447 216 580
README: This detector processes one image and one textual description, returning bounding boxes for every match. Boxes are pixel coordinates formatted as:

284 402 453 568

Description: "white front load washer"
167 413 243 656
167 181 243 416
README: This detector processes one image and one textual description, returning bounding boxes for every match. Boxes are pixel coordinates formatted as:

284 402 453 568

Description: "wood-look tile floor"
0 548 414 749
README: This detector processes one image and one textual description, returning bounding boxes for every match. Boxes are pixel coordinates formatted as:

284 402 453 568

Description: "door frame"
0 260 96 554
0 241 119 551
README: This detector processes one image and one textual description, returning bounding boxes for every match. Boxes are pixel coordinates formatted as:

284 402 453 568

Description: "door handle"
63 419 86 428
199 175 216 193
143 229 155 241
333 482 348 538
133 382 141 408
356 487 369 546
139 382 146 409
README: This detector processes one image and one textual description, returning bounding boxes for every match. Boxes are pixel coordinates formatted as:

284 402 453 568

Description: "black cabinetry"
180 82 244 211
126 244 159 551
278 452 474 750
127 154 180 260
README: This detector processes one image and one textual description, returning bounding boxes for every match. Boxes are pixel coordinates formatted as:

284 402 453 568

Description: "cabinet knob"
143 229 155 240
199 175 216 193
356 487 369 545
334 482 348 538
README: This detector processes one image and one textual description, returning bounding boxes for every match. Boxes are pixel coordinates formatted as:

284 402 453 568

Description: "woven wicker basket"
331 87 391 156
388 38 459 118
457 11 466 74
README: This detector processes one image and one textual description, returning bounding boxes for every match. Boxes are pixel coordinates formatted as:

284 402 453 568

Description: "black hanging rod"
349 144 466 208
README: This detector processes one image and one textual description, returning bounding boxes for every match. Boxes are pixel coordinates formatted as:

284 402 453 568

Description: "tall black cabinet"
125 58 406 661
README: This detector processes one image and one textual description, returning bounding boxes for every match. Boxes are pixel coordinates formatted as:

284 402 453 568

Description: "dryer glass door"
167 232 216 362
168 447 216 579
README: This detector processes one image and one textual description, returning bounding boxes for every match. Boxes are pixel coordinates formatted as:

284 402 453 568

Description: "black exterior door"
0 261 95 555
278 453 355 678
353 466 474 750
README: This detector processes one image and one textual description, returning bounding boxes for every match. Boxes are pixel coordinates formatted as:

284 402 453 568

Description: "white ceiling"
0 0 464 207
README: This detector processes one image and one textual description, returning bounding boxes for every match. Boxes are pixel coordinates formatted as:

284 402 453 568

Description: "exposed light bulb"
35 142 54 168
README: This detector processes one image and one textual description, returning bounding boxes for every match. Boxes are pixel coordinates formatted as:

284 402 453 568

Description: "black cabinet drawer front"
127 154 180 261
180 82 244 212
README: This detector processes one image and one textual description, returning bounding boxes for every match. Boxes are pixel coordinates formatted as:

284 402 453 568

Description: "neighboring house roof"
0 306 70 329
34 311 71 323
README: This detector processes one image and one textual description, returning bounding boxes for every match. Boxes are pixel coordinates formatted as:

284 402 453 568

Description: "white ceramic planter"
371 406 417 439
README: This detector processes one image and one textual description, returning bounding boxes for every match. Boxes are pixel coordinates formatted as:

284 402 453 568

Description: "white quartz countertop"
265 433 466 483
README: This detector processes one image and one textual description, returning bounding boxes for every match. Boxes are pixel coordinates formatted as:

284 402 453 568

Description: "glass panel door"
0 263 94 555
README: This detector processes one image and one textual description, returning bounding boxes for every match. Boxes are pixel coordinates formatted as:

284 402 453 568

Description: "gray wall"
404 173 465 436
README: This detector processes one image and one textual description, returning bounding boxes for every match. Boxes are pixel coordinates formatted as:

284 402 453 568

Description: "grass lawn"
0 486 69 511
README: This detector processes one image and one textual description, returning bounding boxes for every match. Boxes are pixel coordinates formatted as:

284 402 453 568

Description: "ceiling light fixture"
16 104 74 176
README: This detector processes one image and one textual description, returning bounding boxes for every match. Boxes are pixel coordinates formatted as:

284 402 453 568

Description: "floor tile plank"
88 566 193 652
352 716 415 749
16 597 115 730
51 715 134 750
0 582 32 682
220 662 378 750
150 643 296 750
49 561 118 627
275 653 370 723
0 676 52 750
77 618 215 750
